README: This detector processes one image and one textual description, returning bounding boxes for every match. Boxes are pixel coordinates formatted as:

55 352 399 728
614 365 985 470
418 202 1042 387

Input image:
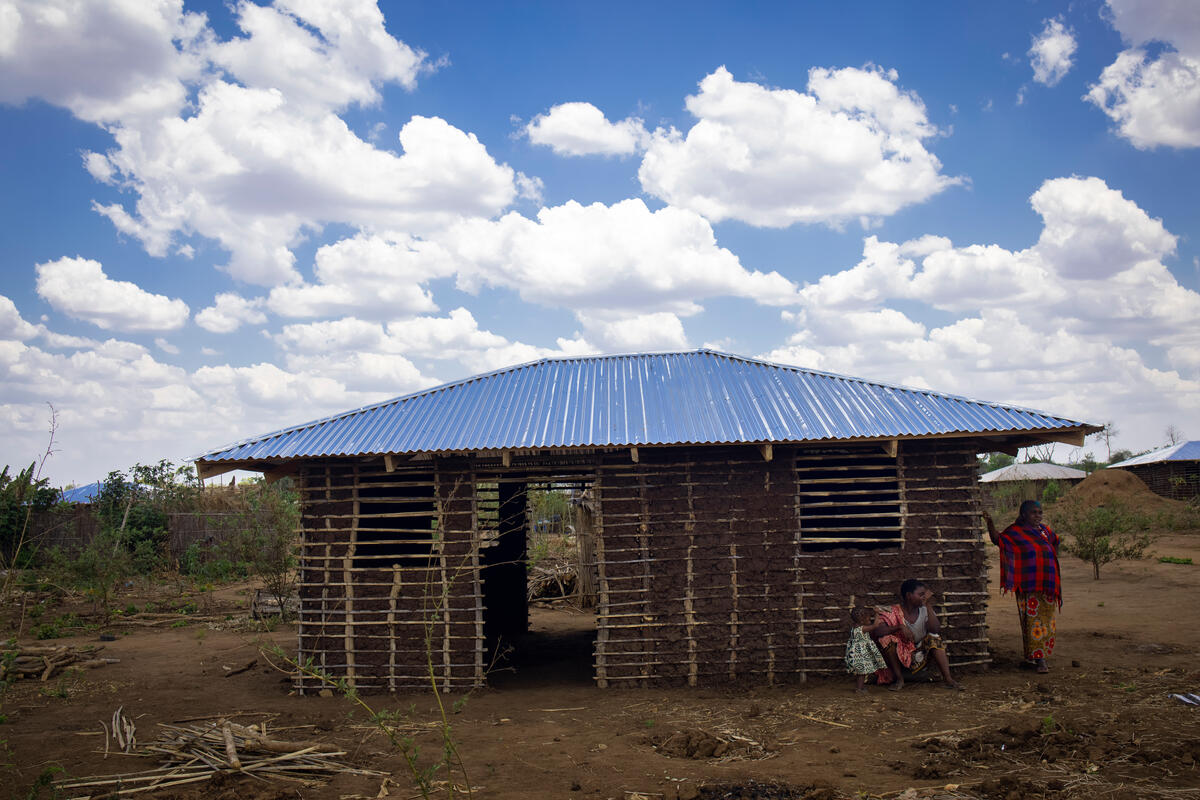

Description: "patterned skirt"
1016 591 1057 660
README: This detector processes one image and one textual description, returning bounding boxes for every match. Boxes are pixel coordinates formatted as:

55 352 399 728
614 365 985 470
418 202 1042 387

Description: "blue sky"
1 0 1198 485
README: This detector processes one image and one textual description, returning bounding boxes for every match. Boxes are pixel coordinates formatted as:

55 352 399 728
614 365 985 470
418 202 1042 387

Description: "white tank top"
905 606 928 641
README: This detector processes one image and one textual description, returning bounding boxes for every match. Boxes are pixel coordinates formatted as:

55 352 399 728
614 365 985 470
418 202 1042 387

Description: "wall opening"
796 449 902 551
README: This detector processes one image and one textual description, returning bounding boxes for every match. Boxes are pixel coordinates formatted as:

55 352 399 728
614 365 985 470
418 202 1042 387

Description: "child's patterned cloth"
845 625 886 674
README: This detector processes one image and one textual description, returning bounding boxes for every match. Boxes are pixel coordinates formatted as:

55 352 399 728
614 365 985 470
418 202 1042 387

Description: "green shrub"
1054 500 1155 579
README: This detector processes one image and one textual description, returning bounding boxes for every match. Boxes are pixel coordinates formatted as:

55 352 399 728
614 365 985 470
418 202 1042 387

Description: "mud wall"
592 442 988 687
294 458 484 693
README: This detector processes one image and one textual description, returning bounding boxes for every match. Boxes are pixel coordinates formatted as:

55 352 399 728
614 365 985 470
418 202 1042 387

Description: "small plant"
170 620 188 629
1041 715 1055 734
1159 556 1193 565
1053 500 1154 579
124 603 139 615
35 623 62 640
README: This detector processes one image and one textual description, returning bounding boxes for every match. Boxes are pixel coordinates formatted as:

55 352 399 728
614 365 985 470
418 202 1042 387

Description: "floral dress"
845 626 886 675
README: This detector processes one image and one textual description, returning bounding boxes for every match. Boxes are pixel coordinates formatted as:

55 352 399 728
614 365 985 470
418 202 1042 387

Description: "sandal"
1035 659 1049 674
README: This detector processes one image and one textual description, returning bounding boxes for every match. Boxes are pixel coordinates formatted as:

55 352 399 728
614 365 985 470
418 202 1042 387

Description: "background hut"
195 350 1097 692
1109 442 1200 501
978 462 1087 506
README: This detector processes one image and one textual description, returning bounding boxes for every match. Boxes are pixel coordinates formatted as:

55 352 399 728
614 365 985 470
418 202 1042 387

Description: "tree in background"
1164 424 1185 446
1089 422 1119 462
226 479 301 621
978 452 1015 473
0 463 60 570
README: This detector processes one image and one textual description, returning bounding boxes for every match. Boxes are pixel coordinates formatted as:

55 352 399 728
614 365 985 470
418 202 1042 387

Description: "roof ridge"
194 350 1089 462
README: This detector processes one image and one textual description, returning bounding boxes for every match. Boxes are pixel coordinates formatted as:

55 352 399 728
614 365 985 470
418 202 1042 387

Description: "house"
978 462 1087 503
1109 442 1200 501
195 350 1098 692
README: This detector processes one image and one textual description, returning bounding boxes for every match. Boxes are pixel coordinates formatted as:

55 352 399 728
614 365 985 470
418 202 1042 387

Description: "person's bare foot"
941 680 964 690
887 680 904 692
1035 658 1049 674
855 687 869 694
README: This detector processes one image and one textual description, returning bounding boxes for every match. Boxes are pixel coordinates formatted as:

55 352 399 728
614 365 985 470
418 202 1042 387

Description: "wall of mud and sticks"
591 441 988 687
1117 462 1200 502
291 440 988 693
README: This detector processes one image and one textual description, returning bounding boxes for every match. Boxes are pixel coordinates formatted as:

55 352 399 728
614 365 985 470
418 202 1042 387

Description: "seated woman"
871 579 962 691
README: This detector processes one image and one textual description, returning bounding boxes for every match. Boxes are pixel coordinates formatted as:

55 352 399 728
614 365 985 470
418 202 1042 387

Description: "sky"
1 0 1198 487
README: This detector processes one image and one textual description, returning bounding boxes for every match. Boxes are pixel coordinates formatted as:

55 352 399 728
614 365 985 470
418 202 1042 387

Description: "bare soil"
4 525 1199 799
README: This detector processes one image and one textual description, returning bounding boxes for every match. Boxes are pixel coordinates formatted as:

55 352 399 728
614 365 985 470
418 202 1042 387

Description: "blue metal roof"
196 350 1096 466
60 481 103 504
1110 441 1200 467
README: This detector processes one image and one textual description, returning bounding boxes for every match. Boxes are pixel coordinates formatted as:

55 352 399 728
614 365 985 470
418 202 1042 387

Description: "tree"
1089 421 1119 461
0 463 60 568
227 480 300 621
1108 449 1133 465
1054 500 1154 579
1164 424 1185 446
978 452 1015 473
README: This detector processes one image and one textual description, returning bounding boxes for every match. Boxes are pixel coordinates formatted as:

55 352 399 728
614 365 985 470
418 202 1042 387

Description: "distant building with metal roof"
1109 441 1200 468
1110 441 1200 501
978 463 1088 483
196 350 1096 478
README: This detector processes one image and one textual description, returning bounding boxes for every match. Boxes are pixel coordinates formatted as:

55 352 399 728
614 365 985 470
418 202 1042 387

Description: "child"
845 606 886 693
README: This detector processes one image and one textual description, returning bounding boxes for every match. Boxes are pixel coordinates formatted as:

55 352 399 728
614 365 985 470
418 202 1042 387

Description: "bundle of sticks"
528 558 578 601
0 644 118 682
55 718 381 797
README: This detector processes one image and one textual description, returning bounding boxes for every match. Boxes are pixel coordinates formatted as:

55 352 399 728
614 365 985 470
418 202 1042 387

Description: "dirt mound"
649 727 775 760
696 781 845 800
1061 469 1180 511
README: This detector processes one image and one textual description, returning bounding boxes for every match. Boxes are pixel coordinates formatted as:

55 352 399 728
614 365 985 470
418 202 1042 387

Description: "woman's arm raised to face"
982 511 999 545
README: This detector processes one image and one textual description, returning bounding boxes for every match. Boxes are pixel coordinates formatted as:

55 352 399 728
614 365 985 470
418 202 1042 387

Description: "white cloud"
638 66 961 228
272 309 593 386
154 337 180 355
767 175 1200 452
1029 18 1077 86
2 0 524 287
525 102 648 156
1087 0 1200 148
575 311 689 352
35 257 190 332
267 233 453 319
451 198 799 314
0 0 206 123
195 292 268 334
209 0 428 112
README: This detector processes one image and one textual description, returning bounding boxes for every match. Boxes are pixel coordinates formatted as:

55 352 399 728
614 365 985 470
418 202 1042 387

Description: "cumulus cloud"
1087 0 1200 148
450 198 799 313
767 175 1199 451
0 0 206 123
195 292 269 334
2 0 527 287
638 66 961 228
267 233 454 319
1029 18 1077 86
35 257 190 332
272 309 593 385
525 102 648 156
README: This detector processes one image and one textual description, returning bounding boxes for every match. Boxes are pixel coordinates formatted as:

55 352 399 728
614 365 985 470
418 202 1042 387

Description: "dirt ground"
4 518 1200 798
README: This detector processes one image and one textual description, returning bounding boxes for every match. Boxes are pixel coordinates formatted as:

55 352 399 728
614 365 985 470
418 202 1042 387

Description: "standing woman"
983 500 1061 674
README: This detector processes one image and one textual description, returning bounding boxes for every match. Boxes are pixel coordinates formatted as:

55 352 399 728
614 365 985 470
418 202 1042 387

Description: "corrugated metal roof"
1109 441 1200 467
60 482 103 504
196 350 1096 465
978 463 1088 482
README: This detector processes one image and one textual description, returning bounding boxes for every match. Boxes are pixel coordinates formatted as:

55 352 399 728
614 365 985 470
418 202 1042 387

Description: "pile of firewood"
528 557 578 601
55 718 382 797
0 643 118 682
